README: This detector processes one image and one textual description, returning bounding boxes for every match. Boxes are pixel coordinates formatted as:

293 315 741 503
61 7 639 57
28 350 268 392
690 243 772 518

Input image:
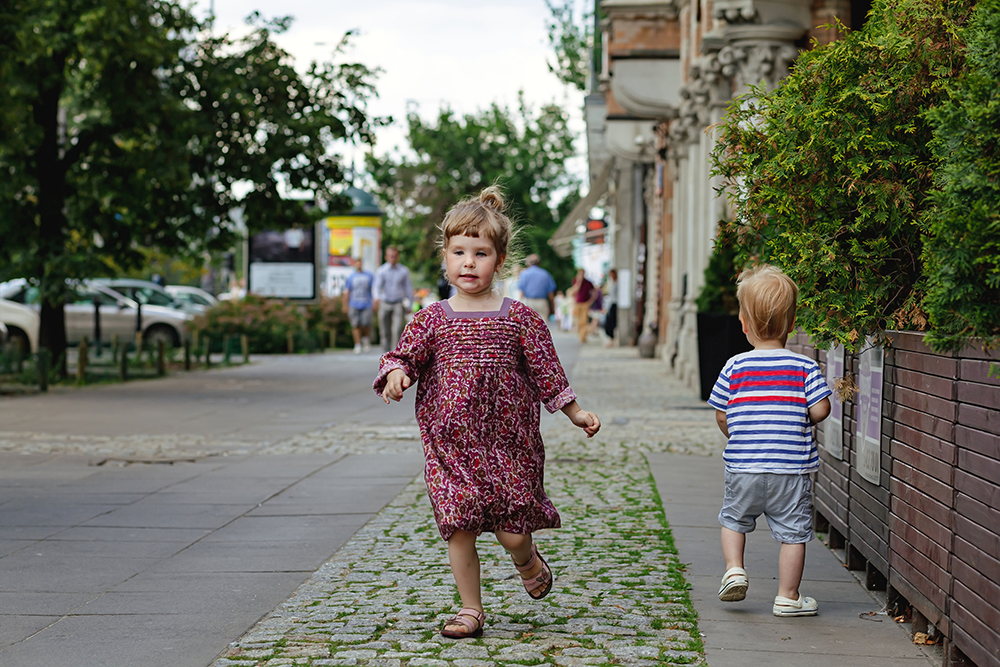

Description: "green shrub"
710 0 972 352
922 0 1000 352
696 222 741 316
189 294 358 355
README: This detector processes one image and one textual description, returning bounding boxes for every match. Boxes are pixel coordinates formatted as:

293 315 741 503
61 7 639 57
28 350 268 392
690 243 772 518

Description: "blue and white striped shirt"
708 349 832 474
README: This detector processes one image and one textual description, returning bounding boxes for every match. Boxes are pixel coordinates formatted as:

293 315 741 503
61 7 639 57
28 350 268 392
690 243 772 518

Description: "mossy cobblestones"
213 348 722 667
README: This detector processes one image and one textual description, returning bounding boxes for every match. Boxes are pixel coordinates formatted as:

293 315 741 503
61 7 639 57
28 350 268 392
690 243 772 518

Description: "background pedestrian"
603 269 618 347
374 186 601 640
708 264 831 617
517 253 557 322
372 245 413 352
343 256 374 353
567 269 596 343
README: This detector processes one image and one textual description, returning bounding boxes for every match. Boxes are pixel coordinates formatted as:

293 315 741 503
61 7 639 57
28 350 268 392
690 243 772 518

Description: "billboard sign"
247 225 319 301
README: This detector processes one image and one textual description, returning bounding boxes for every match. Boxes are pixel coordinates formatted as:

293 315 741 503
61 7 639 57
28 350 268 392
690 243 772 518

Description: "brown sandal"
513 543 553 600
440 607 485 638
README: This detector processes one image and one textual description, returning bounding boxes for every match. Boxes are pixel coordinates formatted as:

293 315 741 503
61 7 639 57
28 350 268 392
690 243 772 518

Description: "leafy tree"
0 1 383 372
922 0 1000 352
544 0 599 93
710 0 971 352
368 98 581 289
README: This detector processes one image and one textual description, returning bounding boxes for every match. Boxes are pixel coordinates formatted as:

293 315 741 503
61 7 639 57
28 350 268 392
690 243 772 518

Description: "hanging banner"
856 339 884 485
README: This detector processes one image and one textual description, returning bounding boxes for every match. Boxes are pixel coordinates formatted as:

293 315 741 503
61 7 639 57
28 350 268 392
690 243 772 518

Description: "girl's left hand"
571 410 601 438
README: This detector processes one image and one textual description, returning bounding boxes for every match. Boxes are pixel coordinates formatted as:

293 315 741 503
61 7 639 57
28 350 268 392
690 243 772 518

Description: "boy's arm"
809 397 832 425
715 409 730 438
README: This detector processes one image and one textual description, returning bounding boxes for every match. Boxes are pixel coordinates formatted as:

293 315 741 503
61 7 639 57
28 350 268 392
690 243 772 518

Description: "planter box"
696 313 753 401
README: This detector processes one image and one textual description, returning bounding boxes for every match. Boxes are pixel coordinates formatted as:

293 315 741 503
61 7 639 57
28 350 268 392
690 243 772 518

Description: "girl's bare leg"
445 530 482 632
496 530 543 580
777 542 805 600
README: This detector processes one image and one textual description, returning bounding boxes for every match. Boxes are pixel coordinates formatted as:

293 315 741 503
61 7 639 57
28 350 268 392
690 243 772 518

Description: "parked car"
165 285 217 312
88 278 199 314
0 298 41 354
0 280 190 348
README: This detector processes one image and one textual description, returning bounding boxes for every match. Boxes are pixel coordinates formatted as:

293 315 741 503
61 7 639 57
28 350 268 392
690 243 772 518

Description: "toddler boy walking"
708 264 832 617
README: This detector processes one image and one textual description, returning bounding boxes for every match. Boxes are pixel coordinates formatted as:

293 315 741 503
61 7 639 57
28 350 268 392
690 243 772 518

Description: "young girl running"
374 186 601 639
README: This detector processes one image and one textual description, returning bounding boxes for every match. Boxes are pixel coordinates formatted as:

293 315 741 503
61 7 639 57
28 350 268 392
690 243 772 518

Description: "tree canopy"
367 98 581 289
0 0 384 369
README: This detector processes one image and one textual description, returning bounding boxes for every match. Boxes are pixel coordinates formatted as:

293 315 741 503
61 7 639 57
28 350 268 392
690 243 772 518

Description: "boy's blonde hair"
439 186 519 278
736 264 798 342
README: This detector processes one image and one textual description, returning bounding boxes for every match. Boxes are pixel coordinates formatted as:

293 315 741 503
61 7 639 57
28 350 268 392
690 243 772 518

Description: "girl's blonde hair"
736 264 799 342
439 186 520 278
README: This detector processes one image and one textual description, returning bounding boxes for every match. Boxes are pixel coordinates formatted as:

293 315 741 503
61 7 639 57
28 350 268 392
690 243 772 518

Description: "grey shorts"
348 306 373 329
719 471 814 544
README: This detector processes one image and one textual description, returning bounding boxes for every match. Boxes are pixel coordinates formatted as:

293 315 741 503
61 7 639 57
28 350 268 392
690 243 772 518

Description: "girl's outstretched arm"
560 400 601 438
381 369 411 404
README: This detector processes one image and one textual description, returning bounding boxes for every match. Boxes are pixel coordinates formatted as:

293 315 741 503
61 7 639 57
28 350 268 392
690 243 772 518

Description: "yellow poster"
325 216 381 268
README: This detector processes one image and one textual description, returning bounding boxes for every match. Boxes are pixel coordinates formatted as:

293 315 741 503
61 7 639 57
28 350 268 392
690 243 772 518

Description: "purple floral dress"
373 297 576 541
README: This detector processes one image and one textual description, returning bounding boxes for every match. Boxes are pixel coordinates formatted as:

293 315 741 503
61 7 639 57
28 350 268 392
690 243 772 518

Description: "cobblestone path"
210 348 721 667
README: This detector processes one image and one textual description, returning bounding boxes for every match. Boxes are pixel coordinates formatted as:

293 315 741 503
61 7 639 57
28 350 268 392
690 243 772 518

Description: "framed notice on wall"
855 339 884 485
823 344 845 459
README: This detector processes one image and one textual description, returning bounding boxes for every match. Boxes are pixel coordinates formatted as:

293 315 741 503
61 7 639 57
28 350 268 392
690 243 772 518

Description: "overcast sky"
198 0 587 177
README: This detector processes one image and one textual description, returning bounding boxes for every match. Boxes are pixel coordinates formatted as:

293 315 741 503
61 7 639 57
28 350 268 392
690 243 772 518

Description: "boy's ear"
739 313 748 334
497 253 506 269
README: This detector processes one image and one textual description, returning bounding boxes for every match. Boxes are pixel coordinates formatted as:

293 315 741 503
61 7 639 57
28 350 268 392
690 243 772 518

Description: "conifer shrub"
710 0 972 352
922 0 1000 352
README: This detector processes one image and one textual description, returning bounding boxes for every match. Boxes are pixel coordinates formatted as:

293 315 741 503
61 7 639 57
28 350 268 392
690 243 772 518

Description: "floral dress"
373 297 576 541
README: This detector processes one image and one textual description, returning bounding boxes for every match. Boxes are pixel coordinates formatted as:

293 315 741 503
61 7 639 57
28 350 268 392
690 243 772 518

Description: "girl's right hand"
381 369 411 404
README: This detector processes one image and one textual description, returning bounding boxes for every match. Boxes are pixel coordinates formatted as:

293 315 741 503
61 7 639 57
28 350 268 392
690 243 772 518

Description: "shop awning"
548 159 613 257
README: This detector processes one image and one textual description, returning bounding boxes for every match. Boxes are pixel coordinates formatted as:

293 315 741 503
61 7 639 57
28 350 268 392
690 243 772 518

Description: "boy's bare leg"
721 527 746 570
445 530 482 631
496 530 543 580
777 542 805 600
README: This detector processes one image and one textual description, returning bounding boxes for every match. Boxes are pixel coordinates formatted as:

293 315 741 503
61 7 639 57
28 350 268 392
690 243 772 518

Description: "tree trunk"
33 49 71 377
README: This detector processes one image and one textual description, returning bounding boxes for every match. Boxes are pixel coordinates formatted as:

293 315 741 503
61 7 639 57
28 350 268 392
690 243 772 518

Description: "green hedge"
188 294 354 354
922 0 1000 352
710 0 981 353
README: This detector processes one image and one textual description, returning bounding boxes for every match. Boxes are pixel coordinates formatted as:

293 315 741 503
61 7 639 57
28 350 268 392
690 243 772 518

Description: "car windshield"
130 287 175 307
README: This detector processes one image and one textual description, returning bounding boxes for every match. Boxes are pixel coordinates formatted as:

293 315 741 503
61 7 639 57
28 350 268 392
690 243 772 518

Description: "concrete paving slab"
0 500 121 527
1 611 277 667
0 591 96 615
51 525 213 543
0 552 159 593
197 513 369 543
647 451 925 667
0 616 58 650
78 501 249 530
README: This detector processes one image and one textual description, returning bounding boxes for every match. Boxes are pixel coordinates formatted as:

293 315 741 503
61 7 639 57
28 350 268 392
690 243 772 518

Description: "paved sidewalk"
211 341 933 667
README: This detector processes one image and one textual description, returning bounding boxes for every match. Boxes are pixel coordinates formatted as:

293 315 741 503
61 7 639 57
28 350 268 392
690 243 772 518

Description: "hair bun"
479 186 506 212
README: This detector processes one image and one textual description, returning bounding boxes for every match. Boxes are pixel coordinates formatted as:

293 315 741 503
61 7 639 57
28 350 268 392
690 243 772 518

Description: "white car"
165 285 218 312
1 280 190 348
0 298 40 354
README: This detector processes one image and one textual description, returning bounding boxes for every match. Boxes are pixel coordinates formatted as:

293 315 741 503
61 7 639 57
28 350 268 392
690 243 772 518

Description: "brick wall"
788 330 1000 667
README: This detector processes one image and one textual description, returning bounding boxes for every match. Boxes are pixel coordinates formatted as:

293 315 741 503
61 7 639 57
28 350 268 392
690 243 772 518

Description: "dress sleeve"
372 307 434 396
515 302 576 413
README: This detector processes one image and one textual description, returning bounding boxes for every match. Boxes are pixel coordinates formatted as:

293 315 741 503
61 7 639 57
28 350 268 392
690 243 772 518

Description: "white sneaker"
353 343 362 354
718 567 748 602
773 594 818 617
361 337 371 352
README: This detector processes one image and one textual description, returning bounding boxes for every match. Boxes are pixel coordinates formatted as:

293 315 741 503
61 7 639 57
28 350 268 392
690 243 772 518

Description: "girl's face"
445 234 505 298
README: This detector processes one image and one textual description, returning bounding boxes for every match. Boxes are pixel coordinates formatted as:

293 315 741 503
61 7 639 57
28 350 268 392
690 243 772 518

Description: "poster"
823 344 845 459
855 339 884 485
247 226 318 301
325 216 381 270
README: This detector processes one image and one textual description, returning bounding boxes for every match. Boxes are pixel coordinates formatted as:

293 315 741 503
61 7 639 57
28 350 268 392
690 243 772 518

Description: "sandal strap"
513 544 539 573
446 608 484 632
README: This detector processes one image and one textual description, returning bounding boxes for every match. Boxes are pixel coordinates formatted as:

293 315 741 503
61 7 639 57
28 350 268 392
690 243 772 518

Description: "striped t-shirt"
708 349 832 474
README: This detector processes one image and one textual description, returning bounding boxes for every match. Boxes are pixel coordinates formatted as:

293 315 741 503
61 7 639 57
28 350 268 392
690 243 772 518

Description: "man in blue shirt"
343 257 374 353
517 254 557 321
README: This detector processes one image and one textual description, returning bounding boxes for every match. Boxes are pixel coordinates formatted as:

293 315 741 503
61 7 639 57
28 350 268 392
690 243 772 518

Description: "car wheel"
144 324 179 349
4 327 31 356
